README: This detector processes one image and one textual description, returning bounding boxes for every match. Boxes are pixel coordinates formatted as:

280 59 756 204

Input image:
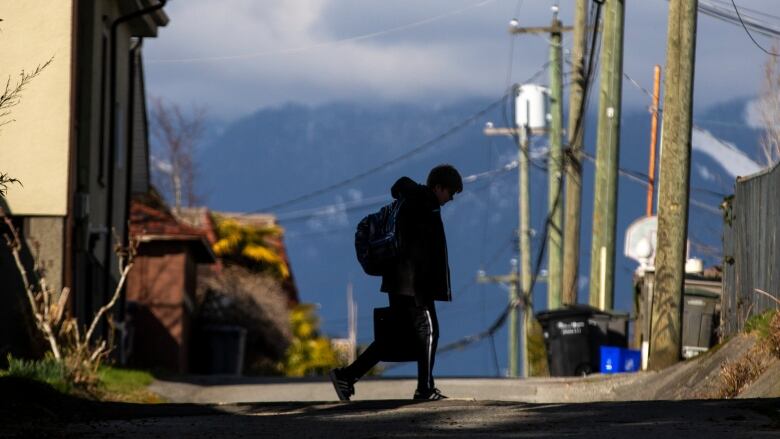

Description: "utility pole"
547 10 564 310
477 263 522 377
510 8 572 311
479 10 572 378
482 122 530 378
347 282 357 364
562 0 589 306
588 0 625 311
646 65 662 217
649 0 698 370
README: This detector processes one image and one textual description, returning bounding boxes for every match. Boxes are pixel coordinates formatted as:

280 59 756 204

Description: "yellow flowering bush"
212 216 290 279
278 304 340 376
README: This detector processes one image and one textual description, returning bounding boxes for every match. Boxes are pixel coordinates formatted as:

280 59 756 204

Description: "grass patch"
1 355 163 403
2 354 71 394
744 310 776 339
96 366 164 403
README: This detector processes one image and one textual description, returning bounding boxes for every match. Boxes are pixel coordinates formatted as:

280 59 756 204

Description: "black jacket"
380 177 452 302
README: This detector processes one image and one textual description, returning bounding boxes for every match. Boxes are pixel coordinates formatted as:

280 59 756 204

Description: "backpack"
355 199 404 276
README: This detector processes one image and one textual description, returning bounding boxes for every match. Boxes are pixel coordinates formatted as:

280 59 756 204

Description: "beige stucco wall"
0 1 73 216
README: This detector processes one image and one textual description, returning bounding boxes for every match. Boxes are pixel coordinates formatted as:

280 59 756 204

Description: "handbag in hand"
373 307 418 362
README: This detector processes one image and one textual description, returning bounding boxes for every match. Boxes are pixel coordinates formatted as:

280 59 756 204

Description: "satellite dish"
624 216 657 269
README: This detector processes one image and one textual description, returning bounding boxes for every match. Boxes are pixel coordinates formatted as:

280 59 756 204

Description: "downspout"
104 0 166 328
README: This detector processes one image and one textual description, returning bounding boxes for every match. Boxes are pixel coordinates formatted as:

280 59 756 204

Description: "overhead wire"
692 0 780 39
255 60 557 216
147 0 500 64
252 93 511 214
729 0 780 56
276 159 518 224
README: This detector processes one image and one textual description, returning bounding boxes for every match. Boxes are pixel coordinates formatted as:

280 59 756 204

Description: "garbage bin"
681 289 720 359
536 305 629 377
200 325 247 375
600 346 641 373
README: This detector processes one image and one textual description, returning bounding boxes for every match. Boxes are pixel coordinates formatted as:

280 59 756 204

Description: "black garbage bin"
536 305 629 377
199 325 247 375
681 289 720 358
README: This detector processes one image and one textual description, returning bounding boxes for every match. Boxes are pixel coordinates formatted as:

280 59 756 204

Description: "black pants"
343 295 439 392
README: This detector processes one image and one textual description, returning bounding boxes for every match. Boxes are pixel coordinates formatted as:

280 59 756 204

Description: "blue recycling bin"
599 346 641 373
622 349 641 372
600 346 622 373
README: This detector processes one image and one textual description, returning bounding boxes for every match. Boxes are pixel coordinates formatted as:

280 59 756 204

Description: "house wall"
71 0 167 330
0 0 167 363
0 0 74 216
126 242 192 373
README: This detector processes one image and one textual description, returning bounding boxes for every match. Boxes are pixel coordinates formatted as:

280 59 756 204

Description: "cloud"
304 194 351 232
144 0 779 119
696 164 716 182
744 98 765 129
346 189 363 202
691 127 763 179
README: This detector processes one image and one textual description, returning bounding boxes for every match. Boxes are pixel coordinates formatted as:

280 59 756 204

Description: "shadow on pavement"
3 377 779 438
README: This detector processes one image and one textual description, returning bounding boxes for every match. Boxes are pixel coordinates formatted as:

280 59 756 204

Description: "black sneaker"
413 388 448 401
329 368 355 401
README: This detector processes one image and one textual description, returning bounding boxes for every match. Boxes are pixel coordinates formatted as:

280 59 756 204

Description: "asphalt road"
148 374 647 404
45 398 780 438
3 376 780 438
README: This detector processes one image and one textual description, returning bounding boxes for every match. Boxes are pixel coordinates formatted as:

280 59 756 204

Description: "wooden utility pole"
646 65 662 217
588 0 625 311
478 11 573 378
510 10 572 312
649 0 699 371
562 0 589 306
347 282 357 364
547 12 564 310
518 126 531 377
477 267 522 377
483 123 531 378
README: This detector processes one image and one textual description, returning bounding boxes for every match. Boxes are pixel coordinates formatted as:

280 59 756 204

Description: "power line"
147 0 499 64
709 0 780 22
256 61 556 216
276 160 517 223
729 0 780 56
252 94 510 214
685 0 780 39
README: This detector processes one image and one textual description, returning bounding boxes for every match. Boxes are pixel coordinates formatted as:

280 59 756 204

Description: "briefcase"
373 307 418 362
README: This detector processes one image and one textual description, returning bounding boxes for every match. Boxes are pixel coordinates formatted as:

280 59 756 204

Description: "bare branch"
1 209 62 360
0 58 54 131
0 172 22 197
149 96 206 209
83 237 137 343
754 288 780 306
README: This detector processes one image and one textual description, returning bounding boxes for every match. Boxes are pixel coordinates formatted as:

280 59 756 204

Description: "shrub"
278 304 339 377
765 311 780 358
211 216 289 280
744 310 776 339
717 354 764 398
197 266 293 373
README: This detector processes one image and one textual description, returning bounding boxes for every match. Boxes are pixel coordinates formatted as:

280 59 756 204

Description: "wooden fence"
722 162 780 337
